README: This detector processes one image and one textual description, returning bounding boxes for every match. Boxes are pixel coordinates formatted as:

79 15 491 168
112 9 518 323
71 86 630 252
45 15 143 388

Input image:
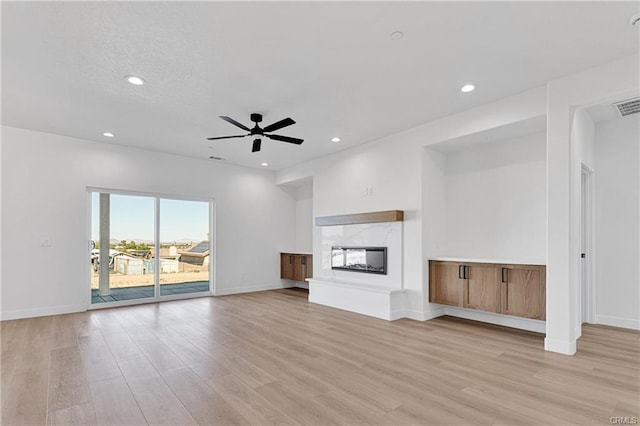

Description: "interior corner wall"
310 132 425 317
570 108 595 338
422 148 447 260
0 126 297 320
421 147 447 318
0 133 3 310
443 132 546 261
594 114 640 330
546 53 639 355
294 184 313 253
280 85 547 322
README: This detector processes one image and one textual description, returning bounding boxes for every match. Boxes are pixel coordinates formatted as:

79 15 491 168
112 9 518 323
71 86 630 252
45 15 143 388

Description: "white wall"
1 126 297 319
279 86 547 321
294 184 313 253
444 133 546 262
570 108 595 337
546 53 639 354
594 114 640 329
422 148 447 260
309 132 425 316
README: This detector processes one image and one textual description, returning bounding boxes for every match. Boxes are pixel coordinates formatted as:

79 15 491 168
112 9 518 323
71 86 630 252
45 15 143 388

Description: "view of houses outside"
90 193 210 296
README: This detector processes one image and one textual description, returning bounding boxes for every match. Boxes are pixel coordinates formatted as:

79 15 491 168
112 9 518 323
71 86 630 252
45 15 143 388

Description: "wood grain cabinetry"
429 261 464 306
501 264 546 320
465 263 501 313
429 260 545 320
281 253 313 282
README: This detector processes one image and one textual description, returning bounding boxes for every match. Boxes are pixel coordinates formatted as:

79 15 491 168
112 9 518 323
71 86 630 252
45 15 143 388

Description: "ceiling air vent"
613 97 640 117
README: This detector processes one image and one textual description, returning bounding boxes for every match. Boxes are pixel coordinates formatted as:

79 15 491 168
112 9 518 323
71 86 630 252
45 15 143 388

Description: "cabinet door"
280 253 295 280
464 263 501 313
429 261 463 307
292 255 306 282
501 264 546 320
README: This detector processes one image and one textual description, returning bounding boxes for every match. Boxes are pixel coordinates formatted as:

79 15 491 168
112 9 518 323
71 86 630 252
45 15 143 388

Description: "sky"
91 193 209 243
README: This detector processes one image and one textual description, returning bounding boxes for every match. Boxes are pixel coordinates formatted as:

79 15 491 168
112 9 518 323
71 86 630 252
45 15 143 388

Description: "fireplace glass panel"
331 246 387 275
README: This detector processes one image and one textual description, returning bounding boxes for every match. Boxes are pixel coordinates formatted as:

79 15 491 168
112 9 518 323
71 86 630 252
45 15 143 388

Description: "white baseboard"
1 303 87 321
442 306 546 333
574 326 582 339
404 307 445 321
289 280 309 290
213 282 294 296
390 309 406 320
596 314 640 330
545 337 577 355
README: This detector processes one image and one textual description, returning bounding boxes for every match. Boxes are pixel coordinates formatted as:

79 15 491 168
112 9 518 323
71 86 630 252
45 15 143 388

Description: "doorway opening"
580 165 595 325
89 189 214 307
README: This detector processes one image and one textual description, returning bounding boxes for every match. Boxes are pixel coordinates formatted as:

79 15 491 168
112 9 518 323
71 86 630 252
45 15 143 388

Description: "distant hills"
106 237 201 245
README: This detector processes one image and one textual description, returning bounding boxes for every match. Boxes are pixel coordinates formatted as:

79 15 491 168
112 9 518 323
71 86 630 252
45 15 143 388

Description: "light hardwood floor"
1 289 638 425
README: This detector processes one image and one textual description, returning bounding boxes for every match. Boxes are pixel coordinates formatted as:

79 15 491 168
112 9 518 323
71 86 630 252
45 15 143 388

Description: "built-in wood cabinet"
501 264 546 320
429 260 545 320
465 263 501 313
429 261 464 306
281 253 313 282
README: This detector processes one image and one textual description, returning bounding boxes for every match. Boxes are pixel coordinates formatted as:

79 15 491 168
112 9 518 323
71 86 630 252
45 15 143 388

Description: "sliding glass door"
159 199 210 296
90 193 155 303
90 190 212 306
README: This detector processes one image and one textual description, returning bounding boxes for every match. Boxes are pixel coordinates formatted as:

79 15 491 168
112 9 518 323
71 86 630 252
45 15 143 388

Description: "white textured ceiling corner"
2 2 639 170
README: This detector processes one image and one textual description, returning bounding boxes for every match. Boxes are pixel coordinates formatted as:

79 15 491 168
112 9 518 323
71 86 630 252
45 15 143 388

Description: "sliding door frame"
86 187 216 310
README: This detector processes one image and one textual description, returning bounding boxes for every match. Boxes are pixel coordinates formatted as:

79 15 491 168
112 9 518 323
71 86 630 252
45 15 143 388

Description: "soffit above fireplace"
315 210 404 226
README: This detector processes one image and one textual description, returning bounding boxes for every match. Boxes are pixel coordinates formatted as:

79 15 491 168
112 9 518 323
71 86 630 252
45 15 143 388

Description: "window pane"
91 193 155 304
159 199 210 296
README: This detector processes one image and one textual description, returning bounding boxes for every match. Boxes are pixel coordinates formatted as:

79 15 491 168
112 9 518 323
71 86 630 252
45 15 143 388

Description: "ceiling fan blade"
219 116 250 131
206 134 247 140
252 139 262 152
265 134 304 145
263 117 295 133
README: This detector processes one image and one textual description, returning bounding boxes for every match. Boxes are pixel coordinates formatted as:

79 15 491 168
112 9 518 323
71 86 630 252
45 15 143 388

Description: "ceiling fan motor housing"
250 113 264 136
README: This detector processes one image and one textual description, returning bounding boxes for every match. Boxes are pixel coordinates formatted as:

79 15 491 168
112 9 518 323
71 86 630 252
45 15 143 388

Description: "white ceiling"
2 2 639 170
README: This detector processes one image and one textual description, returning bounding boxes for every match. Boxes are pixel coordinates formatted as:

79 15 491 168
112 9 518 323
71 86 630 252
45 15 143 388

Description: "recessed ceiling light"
103 132 115 137
460 84 476 93
261 162 269 167
390 31 404 40
125 75 145 85
331 137 341 143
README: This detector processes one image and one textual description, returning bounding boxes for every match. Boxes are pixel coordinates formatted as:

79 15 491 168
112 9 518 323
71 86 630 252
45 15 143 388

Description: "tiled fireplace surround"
308 221 405 320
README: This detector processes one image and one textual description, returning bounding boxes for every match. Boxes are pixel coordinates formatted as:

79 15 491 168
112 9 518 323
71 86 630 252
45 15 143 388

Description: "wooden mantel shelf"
315 210 404 226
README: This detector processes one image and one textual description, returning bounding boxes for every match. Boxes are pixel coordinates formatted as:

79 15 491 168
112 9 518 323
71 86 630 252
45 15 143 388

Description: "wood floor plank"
1 370 49 426
47 402 98 426
47 346 91 411
89 376 148 426
205 373 298 425
1 289 638 425
77 335 123 384
127 376 197 425
163 369 252 425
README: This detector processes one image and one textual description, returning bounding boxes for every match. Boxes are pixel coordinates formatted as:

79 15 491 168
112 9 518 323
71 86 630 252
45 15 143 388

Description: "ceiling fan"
207 113 303 153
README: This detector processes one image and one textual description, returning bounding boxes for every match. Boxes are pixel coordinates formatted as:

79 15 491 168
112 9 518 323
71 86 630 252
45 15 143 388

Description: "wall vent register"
614 97 640 117
331 247 387 275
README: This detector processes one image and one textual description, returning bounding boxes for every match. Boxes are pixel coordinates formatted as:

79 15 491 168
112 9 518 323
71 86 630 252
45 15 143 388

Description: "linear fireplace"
331 246 387 275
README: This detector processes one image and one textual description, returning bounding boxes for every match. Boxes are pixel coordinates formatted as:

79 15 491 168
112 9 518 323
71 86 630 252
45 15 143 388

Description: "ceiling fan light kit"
207 113 304 153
